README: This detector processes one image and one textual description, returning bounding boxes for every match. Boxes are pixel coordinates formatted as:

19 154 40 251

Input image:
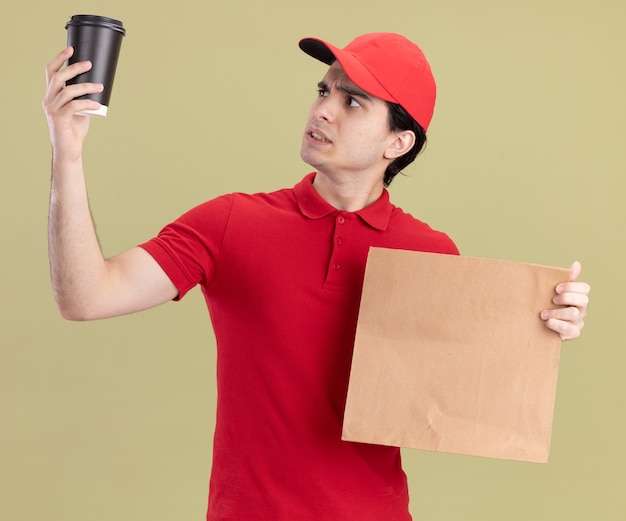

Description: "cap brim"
298 37 338 65
298 37 397 105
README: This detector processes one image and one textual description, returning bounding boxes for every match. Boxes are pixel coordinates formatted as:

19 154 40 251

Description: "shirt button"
334 263 341 271
337 216 346 224
336 237 343 245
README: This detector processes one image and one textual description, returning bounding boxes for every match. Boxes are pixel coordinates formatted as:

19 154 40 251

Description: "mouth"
308 128 331 143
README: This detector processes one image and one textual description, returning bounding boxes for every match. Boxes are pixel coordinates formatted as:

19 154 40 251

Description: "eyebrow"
317 81 373 101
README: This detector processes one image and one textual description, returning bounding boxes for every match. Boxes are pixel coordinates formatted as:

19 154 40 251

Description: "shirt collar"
293 172 393 231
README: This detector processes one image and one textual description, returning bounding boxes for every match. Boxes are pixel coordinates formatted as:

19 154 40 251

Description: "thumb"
568 260 582 282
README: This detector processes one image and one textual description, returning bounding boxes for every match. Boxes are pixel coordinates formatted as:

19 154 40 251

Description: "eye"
317 87 329 98
347 97 362 108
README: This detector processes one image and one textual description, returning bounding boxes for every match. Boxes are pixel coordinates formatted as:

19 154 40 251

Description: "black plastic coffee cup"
65 15 126 117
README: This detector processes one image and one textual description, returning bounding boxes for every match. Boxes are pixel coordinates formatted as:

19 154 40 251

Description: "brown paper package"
342 248 568 463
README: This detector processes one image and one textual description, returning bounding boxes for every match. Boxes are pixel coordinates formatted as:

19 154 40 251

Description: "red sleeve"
139 194 234 300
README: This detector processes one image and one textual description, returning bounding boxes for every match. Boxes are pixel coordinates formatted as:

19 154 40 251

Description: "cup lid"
66 15 126 36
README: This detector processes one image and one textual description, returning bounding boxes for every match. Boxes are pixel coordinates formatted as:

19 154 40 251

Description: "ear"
384 130 416 160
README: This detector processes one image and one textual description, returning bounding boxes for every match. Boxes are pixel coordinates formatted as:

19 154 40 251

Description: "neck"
312 171 384 212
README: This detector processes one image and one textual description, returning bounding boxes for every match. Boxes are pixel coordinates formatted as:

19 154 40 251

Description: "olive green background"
1 0 623 519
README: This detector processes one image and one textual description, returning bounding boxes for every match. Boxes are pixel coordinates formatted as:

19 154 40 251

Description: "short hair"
384 102 427 186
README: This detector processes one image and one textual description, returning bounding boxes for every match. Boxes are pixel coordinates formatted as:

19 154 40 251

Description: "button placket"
330 213 347 274
336 214 346 251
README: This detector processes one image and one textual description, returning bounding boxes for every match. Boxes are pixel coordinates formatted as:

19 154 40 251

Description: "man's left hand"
541 261 590 341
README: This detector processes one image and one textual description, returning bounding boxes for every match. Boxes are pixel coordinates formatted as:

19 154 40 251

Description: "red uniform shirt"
140 173 459 520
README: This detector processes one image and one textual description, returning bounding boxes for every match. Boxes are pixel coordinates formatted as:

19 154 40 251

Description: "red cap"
299 33 436 131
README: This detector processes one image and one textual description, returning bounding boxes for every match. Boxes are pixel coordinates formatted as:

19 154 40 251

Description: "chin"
300 149 320 170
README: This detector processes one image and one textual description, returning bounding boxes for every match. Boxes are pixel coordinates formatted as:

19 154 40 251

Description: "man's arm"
44 47 177 321
541 261 590 341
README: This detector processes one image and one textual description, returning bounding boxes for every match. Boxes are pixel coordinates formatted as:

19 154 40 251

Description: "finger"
68 98 104 116
544 317 582 341
45 47 74 84
61 82 105 102
49 60 94 93
542 305 584 324
45 81 104 117
552 282 591 318
568 261 582 282
45 48 95 106
552 292 589 315
556 280 591 296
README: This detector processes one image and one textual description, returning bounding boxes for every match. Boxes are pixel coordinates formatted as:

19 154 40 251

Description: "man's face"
300 62 396 180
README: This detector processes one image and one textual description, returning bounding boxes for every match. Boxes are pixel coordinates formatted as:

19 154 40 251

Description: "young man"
43 33 590 521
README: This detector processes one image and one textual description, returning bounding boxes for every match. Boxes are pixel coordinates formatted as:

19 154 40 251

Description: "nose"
312 93 337 123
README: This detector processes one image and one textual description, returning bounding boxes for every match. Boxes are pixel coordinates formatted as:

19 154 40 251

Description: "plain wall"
1 0 624 519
